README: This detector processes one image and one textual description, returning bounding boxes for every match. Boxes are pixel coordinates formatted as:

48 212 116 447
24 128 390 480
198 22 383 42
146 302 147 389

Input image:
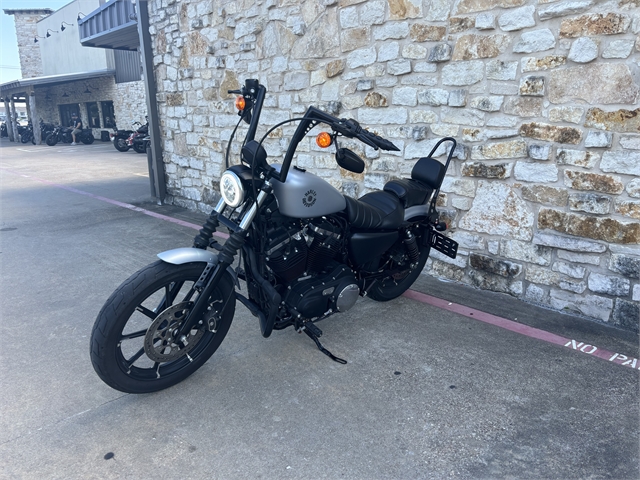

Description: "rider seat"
344 191 404 230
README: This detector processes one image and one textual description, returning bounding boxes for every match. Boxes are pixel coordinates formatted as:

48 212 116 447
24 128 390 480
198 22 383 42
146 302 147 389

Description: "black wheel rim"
114 275 224 381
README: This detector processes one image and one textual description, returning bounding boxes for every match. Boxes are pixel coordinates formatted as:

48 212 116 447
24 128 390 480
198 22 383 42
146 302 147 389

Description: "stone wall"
6 10 51 79
148 0 640 331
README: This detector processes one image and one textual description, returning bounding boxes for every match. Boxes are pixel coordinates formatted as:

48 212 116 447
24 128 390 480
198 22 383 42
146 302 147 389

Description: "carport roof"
0 69 116 97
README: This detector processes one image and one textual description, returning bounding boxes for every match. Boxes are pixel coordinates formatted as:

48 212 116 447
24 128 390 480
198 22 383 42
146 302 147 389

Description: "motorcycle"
1 122 7 138
19 121 36 144
40 119 55 141
45 125 95 146
90 79 459 394
128 121 149 153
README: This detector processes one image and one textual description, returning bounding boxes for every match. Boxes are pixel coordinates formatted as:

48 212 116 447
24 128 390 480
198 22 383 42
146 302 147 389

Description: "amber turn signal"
235 96 246 110
316 132 332 148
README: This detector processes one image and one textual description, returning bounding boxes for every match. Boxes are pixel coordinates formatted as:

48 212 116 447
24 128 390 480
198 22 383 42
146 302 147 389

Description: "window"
59 104 81 128
86 102 100 128
101 101 115 128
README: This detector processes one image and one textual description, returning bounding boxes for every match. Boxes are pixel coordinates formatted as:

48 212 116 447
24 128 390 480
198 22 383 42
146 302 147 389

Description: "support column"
3 98 14 142
10 97 19 142
28 92 41 144
137 0 166 204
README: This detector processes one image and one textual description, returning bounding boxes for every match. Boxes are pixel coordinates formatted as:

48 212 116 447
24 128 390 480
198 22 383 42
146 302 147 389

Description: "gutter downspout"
136 0 166 203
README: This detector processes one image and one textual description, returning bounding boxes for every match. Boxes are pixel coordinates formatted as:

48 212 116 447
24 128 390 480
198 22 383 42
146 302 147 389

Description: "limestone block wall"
148 0 640 331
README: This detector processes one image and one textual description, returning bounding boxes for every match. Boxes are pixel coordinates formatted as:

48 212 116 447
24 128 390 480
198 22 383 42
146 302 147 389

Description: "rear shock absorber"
403 230 420 264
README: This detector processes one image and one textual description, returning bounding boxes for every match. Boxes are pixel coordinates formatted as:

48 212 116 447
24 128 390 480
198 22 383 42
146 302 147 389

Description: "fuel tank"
271 164 346 218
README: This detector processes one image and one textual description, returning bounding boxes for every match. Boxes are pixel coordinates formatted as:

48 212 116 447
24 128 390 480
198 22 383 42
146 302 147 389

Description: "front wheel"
367 238 430 302
133 142 146 153
20 132 31 143
45 133 58 146
90 261 236 393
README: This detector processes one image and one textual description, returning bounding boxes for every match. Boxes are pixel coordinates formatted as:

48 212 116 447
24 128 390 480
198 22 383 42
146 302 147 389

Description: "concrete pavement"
1 138 638 479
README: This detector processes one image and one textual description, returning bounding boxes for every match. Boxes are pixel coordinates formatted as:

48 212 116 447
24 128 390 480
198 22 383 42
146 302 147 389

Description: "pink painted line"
1 166 228 238
4 166 637 371
403 289 640 371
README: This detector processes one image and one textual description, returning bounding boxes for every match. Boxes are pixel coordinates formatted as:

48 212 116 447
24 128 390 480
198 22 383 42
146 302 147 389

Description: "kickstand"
301 324 347 364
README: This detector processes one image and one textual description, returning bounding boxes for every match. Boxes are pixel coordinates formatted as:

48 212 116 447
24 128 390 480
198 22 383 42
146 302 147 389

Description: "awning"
78 0 139 51
0 69 116 97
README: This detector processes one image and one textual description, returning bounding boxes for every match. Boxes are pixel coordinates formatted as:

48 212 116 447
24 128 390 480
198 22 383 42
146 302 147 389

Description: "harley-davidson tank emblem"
302 189 317 208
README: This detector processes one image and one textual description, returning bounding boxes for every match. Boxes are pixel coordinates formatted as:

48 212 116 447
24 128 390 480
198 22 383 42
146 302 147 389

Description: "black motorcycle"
40 120 55 141
45 125 95 146
90 79 459 394
0 122 7 138
129 122 149 153
19 121 36 144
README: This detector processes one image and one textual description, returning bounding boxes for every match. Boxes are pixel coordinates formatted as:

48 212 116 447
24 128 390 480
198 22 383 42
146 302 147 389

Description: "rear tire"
367 238 430 302
81 133 95 145
114 137 130 152
90 261 236 393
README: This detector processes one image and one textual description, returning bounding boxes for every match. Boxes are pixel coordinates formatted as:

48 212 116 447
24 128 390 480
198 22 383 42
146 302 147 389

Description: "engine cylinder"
306 221 341 273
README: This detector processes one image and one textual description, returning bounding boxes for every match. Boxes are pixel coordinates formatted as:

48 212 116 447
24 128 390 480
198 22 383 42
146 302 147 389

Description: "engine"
264 218 359 319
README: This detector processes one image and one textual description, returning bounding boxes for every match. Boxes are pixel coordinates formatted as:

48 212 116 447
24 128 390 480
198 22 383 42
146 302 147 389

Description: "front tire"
45 133 58 146
133 142 146 153
90 261 236 393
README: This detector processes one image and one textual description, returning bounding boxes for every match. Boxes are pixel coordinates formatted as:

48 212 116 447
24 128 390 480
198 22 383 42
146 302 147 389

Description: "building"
1 0 146 145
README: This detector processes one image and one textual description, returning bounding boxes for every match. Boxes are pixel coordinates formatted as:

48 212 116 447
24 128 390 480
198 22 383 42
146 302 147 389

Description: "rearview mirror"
335 148 365 174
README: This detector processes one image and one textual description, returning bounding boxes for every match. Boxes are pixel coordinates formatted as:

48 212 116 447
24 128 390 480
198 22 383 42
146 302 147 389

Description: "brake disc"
143 302 205 363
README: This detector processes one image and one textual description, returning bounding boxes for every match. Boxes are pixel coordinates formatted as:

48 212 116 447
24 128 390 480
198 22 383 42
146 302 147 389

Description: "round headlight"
220 170 245 208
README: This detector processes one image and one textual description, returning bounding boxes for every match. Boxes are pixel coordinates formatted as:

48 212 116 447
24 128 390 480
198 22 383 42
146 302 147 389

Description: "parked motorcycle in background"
91 79 459 393
40 119 55 141
45 125 95 146
0 122 8 138
19 121 36 144
128 120 149 154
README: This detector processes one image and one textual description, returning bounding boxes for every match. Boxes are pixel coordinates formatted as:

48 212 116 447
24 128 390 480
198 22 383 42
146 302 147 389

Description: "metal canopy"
78 0 139 51
0 69 116 96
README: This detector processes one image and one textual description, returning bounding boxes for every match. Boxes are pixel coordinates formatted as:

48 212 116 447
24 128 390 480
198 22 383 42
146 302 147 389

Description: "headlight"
220 170 245 208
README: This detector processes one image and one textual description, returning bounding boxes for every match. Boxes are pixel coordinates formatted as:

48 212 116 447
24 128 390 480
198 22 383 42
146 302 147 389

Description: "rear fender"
157 248 238 286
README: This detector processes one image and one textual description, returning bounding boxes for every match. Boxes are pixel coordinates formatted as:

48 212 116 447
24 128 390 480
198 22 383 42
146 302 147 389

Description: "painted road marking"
403 289 639 372
2 166 636 371
1 166 228 238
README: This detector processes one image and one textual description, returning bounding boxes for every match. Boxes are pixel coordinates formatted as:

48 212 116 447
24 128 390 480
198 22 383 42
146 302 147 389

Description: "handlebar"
279 107 399 183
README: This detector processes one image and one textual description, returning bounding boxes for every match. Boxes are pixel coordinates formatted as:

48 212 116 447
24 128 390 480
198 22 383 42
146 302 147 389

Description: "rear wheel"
367 234 430 302
114 137 130 152
90 261 236 393
20 132 31 143
81 133 95 144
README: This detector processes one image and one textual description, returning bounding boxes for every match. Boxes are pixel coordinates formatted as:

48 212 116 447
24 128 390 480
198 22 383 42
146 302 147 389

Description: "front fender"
157 248 238 285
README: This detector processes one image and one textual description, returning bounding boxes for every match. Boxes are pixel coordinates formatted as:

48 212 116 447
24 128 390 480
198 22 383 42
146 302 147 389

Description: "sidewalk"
1 139 638 479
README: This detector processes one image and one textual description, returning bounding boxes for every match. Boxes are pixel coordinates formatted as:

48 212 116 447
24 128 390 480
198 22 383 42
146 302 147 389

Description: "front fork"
177 188 270 337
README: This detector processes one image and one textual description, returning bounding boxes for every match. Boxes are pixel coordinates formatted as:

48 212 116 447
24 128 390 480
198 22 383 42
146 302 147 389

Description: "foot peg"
300 323 347 364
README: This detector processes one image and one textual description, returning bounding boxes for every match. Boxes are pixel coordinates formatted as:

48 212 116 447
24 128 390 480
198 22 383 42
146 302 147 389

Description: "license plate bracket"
430 229 458 259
